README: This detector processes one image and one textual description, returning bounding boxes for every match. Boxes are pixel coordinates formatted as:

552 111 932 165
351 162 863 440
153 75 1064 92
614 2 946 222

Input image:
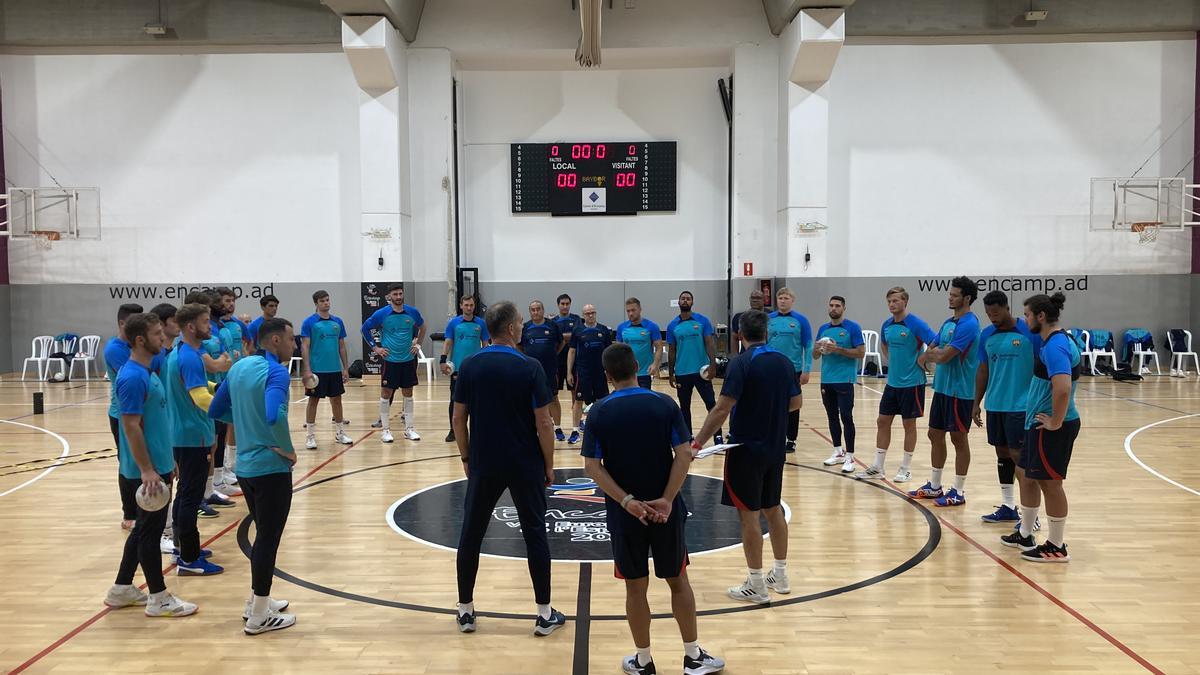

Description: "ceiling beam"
762 0 856 36
322 0 426 42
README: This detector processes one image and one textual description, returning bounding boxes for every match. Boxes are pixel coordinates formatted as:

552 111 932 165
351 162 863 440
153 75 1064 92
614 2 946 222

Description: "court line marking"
1123 413 1200 498
803 424 1165 675
0 420 71 497
10 418 384 673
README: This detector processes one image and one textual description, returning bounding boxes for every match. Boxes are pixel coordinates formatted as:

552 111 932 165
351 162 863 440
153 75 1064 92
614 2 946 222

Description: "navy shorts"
381 359 419 389
1020 419 1081 480
556 355 570 390
986 411 1025 450
611 508 689 580
574 373 609 404
721 450 783 511
878 384 925 419
306 371 346 399
929 392 972 433
637 375 653 390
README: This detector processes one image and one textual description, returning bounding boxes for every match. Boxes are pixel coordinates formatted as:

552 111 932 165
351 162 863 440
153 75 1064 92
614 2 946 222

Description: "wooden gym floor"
0 371 1197 674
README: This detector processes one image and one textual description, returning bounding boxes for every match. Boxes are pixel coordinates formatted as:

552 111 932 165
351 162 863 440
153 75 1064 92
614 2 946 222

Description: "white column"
732 42 780 282
777 9 844 278
342 16 410 282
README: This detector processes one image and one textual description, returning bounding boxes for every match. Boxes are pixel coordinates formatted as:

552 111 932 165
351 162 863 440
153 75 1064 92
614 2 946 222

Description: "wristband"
440 355 448 364
620 494 635 509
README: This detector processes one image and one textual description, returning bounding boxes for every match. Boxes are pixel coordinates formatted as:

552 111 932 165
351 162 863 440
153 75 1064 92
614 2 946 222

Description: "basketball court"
2 1 1200 673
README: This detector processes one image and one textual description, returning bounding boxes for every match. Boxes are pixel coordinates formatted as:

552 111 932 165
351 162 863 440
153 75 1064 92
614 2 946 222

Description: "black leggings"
240 472 293 597
214 421 228 468
111 416 138 521
447 373 458 429
787 374 805 442
116 475 171 593
820 383 856 452
457 470 551 605
676 373 720 436
172 446 211 562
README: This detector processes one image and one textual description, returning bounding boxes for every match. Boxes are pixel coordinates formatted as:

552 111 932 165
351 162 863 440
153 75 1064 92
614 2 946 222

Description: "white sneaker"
334 430 353 444
841 457 856 474
305 434 317 450
223 467 239 485
404 427 421 441
822 449 845 466
726 579 769 604
242 597 290 620
212 480 241 497
244 609 296 635
160 536 175 555
855 466 885 480
764 569 790 594
145 591 198 617
893 468 912 483
104 584 148 608
381 429 394 443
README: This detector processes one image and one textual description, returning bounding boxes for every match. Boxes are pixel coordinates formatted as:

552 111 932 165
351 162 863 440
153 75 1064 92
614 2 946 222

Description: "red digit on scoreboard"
557 173 577 188
628 144 637 156
551 145 559 157
596 144 606 159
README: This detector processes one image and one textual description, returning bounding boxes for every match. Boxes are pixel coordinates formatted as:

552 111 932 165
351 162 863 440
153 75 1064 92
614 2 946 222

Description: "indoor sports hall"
1 1 1198 673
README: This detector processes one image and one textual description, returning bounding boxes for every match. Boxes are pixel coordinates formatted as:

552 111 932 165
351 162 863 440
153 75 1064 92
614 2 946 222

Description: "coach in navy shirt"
451 301 566 637
520 300 567 440
694 309 801 606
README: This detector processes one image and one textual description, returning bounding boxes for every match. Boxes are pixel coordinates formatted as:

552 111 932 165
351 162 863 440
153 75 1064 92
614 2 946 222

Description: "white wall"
0 52 362 284
459 67 730 282
827 39 1196 276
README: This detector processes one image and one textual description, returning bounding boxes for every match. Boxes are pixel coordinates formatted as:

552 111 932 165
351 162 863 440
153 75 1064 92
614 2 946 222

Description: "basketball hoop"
1130 221 1161 244
29 230 61 250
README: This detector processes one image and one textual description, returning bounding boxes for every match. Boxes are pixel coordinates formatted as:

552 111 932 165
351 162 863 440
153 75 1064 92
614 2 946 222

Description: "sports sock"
844 451 855 464
225 446 236 474
683 641 701 659
537 603 551 620
953 474 966 493
873 448 887 470
833 445 843 455
900 451 914 471
748 568 764 589
1000 484 1016 508
1047 515 1066 546
335 420 344 436
379 399 391 430
205 476 215 498
250 594 270 619
458 601 474 617
637 646 653 666
1019 506 1039 537
930 467 944 489
773 560 787 573
403 397 414 426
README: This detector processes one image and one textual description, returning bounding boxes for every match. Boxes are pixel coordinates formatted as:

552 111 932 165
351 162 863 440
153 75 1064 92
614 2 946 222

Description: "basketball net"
1130 221 1161 245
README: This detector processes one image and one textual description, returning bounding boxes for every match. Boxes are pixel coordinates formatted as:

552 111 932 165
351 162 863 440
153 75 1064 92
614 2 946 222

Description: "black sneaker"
445 430 456 443
1021 541 1070 563
533 608 566 636
713 432 725 446
622 655 656 674
785 440 797 454
457 611 476 633
683 647 725 674
197 502 219 519
1000 530 1036 551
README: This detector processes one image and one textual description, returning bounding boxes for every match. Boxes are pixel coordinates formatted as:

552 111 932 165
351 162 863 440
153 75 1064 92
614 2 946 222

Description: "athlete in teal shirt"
972 291 1037 525
360 283 427 442
911 276 980 507
812 296 865 471
615 297 664 389
302 290 353 449
666 291 722 443
441 295 490 442
767 287 812 453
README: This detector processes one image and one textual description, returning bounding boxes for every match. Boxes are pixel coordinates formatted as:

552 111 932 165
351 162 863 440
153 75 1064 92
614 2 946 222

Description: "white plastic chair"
859 329 883 377
69 335 102 379
417 347 435 382
1086 331 1118 375
1132 341 1161 376
1168 330 1198 377
22 336 66 381
288 356 303 377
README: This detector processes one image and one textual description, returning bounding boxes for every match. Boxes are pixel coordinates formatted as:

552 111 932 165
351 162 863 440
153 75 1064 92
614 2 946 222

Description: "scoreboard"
510 141 677 216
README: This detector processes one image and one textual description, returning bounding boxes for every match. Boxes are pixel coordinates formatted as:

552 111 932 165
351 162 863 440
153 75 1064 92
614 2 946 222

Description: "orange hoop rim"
1130 221 1162 233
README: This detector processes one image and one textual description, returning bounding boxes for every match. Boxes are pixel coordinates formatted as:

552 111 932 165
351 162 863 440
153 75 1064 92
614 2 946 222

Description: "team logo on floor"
387 467 783 562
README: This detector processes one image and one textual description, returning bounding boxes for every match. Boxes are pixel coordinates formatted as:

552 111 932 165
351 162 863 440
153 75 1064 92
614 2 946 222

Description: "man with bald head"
565 304 612 444
731 290 766 354
520 300 566 438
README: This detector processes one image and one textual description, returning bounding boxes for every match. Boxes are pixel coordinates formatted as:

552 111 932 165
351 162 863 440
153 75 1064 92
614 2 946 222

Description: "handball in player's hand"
817 337 835 353
303 373 319 390
700 364 713 381
136 477 169 511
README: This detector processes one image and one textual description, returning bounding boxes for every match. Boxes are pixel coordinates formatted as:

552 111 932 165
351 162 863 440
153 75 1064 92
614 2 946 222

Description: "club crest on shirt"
789 322 796 328
1012 339 1022 347
900 331 908 338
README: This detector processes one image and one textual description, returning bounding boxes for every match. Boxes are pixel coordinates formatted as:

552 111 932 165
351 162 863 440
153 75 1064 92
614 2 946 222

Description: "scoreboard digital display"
510 141 677 216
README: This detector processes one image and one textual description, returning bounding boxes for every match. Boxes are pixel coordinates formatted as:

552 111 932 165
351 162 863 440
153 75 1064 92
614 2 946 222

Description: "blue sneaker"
981 505 1020 523
934 488 965 507
176 557 224 576
567 430 580 444
533 608 567 636
555 428 566 442
197 502 219 518
206 494 234 508
171 548 213 559
908 482 943 499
